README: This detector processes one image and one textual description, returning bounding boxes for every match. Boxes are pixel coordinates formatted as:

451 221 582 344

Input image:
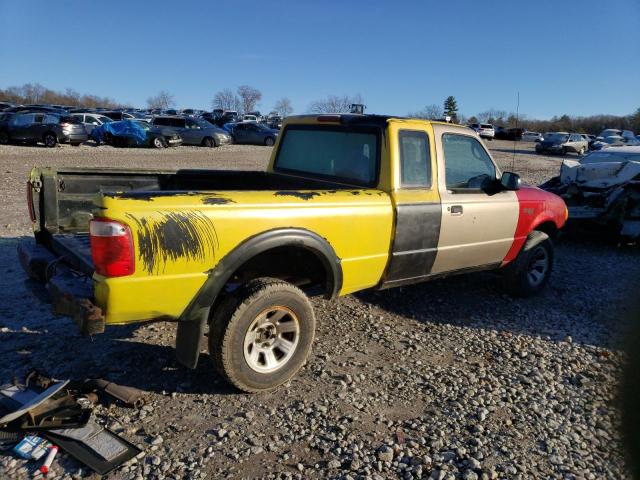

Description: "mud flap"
175 307 210 369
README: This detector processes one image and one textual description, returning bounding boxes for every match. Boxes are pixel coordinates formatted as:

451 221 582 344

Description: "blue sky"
1 0 638 119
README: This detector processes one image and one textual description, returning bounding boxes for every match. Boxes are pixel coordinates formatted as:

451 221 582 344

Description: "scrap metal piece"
83 379 146 408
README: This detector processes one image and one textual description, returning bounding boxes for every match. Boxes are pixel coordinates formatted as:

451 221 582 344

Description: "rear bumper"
18 239 105 335
61 133 89 143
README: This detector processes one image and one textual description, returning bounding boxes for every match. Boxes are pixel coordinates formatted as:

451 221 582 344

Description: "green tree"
443 96 458 122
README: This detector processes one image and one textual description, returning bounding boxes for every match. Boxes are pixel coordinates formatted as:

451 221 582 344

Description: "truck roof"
284 114 465 129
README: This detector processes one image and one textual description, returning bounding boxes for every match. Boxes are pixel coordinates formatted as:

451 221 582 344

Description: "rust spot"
274 191 321 200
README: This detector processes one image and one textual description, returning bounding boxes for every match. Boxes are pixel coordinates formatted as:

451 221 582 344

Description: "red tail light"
90 218 135 277
26 181 36 222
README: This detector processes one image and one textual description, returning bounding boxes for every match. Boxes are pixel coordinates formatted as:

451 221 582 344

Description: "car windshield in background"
546 134 569 143
97 115 112 123
275 126 379 185
132 121 150 130
581 151 640 164
196 119 213 128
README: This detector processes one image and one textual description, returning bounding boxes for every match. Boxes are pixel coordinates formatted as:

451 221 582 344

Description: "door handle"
450 205 463 215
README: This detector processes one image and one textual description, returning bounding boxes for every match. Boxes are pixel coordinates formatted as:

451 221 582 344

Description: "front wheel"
209 278 315 393
264 136 275 147
202 137 216 148
501 230 554 297
152 137 166 149
0 131 9 144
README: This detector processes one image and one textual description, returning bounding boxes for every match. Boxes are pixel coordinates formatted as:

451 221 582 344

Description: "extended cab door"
382 123 442 286
429 124 519 274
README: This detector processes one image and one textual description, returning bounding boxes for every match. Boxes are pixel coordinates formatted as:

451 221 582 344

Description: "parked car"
229 122 279 146
20 113 567 392
71 113 113 135
469 123 495 140
221 111 239 124
151 116 232 147
522 131 543 142
0 102 14 111
92 120 182 148
536 132 588 155
0 112 87 147
243 114 259 123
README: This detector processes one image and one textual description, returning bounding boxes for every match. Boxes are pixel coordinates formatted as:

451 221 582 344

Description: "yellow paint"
94 116 446 325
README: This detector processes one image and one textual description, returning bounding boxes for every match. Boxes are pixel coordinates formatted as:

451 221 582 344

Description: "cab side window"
443 134 496 190
185 118 198 129
399 130 431 188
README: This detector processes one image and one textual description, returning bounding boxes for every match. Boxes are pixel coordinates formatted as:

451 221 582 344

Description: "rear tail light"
90 218 135 277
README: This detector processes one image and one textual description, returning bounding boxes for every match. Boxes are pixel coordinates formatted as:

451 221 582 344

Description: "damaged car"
91 120 182 148
540 147 640 239
536 132 588 156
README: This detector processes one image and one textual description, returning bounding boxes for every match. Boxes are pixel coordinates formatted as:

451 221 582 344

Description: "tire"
202 137 216 148
71 142 81 147
501 230 554 297
561 146 567 156
264 136 275 147
43 133 57 148
0 131 8 145
152 137 166 149
209 278 316 393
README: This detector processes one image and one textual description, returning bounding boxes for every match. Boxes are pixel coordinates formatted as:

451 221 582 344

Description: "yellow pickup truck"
20 114 567 392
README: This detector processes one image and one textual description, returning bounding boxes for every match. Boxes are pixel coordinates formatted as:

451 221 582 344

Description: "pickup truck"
19 114 567 392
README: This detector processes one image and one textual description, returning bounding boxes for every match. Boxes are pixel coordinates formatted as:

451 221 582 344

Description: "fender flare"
185 227 342 321
175 228 342 368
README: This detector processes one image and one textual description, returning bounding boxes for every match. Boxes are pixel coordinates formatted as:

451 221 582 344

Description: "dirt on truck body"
20 114 567 392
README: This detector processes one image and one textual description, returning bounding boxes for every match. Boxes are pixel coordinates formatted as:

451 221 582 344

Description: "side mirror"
500 171 521 191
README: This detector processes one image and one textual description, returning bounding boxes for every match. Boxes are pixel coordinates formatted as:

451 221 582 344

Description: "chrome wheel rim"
266 138 274 146
243 306 300 373
527 246 549 287
45 135 55 147
154 138 163 148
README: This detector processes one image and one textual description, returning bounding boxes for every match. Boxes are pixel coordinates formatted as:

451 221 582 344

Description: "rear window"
60 115 81 124
274 125 379 186
480 124 493 129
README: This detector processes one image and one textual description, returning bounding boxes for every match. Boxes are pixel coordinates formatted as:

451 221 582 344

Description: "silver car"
151 116 232 147
71 113 113 135
536 132 589 155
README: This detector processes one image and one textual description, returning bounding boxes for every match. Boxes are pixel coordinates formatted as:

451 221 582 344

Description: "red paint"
502 186 567 264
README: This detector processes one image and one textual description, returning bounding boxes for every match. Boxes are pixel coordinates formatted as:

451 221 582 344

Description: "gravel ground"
0 140 637 479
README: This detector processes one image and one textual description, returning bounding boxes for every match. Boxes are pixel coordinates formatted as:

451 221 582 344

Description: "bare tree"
408 104 443 120
273 97 293 117
22 83 46 104
308 94 363 114
477 109 507 124
146 90 175 110
212 88 242 112
237 85 262 114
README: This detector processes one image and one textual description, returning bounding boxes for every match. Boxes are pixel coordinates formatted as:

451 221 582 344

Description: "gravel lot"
0 140 638 479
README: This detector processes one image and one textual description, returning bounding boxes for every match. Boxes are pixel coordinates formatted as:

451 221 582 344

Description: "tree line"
3 83 639 134
410 96 640 135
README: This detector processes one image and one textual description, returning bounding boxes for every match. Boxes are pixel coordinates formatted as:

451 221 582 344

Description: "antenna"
511 91 520 171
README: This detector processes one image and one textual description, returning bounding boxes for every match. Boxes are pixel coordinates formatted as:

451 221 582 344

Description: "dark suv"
151 116 232 147
0 112 87 147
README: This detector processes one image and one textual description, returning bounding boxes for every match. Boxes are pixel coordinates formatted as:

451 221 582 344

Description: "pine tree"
443 96 458 122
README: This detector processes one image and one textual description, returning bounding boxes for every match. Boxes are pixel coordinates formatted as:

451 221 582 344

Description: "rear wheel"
209 278 315 393
152 137 166 149
202 136 216 148
43 133 57 148
264 136 275 147
502 231 554 297
0 131 9 145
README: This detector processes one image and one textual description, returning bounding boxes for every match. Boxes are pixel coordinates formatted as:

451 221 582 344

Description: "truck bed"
51 233 93 274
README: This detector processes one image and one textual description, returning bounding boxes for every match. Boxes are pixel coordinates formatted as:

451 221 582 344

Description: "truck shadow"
355 233 638 351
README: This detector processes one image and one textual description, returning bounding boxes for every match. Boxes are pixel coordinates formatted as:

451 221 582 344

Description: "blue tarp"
91 120 147 146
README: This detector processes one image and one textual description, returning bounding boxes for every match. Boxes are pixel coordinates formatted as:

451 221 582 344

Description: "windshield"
581 151 640 164
275 126 379 185
545 133 569 143
132 120 150 130
97 115 112 123
196 118 213 128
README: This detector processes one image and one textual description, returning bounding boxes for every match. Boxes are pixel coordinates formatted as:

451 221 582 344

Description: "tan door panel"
430 124 519 274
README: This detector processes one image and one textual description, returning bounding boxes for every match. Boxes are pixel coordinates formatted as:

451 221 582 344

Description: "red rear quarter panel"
502 186 567 264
